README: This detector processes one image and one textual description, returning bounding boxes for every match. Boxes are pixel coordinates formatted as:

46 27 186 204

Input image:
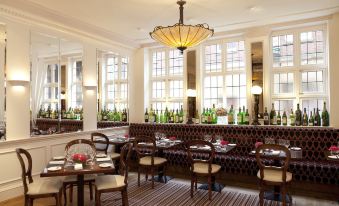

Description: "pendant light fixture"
150 0 214 53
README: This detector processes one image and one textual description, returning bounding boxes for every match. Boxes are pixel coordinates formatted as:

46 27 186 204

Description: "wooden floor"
1 174 337 206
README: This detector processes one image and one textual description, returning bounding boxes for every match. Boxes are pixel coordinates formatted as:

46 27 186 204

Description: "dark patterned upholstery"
129 123 339 185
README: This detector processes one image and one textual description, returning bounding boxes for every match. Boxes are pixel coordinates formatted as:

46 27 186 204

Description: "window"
271 25 328 115
202 40 247 110
150 49 184 112
69 60 83 108
42 63 59 110
102 55 129 110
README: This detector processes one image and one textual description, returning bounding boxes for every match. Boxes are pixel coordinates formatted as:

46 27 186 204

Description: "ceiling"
1 0 339 47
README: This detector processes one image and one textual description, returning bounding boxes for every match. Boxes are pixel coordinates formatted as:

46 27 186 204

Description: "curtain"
31 56 46 126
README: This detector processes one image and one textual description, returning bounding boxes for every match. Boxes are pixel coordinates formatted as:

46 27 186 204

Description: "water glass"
204 135 212 142
264 137 275 144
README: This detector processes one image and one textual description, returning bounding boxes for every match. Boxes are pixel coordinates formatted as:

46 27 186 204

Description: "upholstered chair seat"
27 178 63 195
193 163 221 174
139 156 167 166
95 175 125 190
257 168 293 183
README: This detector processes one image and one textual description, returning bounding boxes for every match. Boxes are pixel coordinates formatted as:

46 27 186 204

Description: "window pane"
169 50 183 75
46 65 52 83
226 41 245 71
203 75 223 108
301 71 324 93
120 83 128 99
273 99 294 115
272 34 294 67
121 57 128 80
152 81 165 98
273 73 294 94
301 99 324 115
300 30 324 65
225 74 247 109
152 51 165 77
205 44 222 73
169 80 183 98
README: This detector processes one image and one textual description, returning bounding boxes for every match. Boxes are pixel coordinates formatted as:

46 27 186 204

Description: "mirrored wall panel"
0 24 5 140
30 32 83 135
97 50 129 122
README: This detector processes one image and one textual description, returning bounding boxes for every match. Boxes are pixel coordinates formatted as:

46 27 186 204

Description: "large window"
271 25 328 115
102 55 129 110
202 40 247 110
68 59 83 108
42 63 59 110
150 49 184 111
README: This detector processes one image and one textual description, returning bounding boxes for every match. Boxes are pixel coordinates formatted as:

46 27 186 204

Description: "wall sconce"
83 85 97 90
7 80 29 86
251 85 263 125
186 89 196 124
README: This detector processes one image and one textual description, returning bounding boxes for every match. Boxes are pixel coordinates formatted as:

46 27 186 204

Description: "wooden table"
40 157 115 206
249 148 303 160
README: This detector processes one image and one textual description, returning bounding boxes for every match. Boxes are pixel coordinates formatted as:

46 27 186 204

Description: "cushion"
63 174 96 183
193 163 221 174
139 156 167 166
257 169 293 183
111 152 120 160
27 178 62 195
95 175 125 190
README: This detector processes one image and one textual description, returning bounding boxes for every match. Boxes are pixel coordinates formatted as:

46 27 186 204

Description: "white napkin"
49 160 65 165
96 157 111 162
74 163 83 170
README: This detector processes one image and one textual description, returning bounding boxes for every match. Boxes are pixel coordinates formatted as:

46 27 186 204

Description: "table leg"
198 176 224 192
77 174 84 206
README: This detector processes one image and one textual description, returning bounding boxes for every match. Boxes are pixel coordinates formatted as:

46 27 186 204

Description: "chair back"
119 143 133 184
65 139 96 163
134 135 156 164
186 140 215 174
255 144 291 183
15 148 33 194
91 132 110 154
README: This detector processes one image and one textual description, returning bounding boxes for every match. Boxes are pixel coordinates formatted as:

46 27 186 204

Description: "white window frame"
270 24 328 113
68 56 83 109
42 60 59 110
149 48 186 111
201 37 248 110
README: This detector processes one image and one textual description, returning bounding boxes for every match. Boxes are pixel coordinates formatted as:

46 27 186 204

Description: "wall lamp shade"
187 89 197 97
150 0 213 53
83 85 97 90
7 79 29 86
251 85 263 95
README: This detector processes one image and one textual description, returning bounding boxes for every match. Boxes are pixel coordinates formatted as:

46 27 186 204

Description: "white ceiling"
2 0 339 47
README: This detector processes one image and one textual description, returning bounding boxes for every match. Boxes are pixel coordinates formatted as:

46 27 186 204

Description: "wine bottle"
212 104 217 124
244 109 249 125
309 111 314 126
179 105 184 123
282 111 287 126
314 108 319 126
277 111 281 125
228 105 234 125
144 108 149 123
295 104 302 126
237 107 242 125
270 103 277 125
195 110 200 124
290 109 295 126
321 102 330 126
201 108 205 124
207 108 212 124
263 107 269 125
164 107 169 123
302 108 308 126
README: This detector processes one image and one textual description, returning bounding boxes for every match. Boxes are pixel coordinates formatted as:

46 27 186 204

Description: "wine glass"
204 134 212 142
215 135 223 144
264 137 275 144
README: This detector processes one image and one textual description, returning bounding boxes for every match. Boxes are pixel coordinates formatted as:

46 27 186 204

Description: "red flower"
220 140 229 146
255 142 263 148
124 134 129 138
329 145 339 151
169 136 176 141
72 153 87 163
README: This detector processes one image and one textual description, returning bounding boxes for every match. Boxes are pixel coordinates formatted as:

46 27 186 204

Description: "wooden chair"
94 142 133 206
15 148 62 206
63 139 97 205
186 140 221 200
91 132 120 162
134 135 167 189
255 144 293 206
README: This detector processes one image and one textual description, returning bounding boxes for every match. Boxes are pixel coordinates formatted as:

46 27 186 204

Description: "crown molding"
0 1 140 51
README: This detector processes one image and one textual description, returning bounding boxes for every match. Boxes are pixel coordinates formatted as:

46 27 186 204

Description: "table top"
249 148 303 160
40 155 115 177
189 144 236 154
324 150 339 161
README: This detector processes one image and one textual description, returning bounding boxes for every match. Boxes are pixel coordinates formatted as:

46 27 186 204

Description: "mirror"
97 50 129 122
0 24 5 140
187 50 196 123
251 42 264 116
30 31 83 135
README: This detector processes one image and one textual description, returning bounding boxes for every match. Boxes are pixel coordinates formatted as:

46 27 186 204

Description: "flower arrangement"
72 153 88 164
255 142 263 148
216 108 227 116
328 145 339 151
168 136 176 141
220 140 229 146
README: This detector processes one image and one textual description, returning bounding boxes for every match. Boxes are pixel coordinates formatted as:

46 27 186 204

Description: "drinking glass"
215 135 223 144
204 135 212 142
264 137 275 144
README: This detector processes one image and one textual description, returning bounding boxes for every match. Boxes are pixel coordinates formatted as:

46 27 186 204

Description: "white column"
0 33 5 122
82 43 97 131
6 22 31 140
328 12 339 128
129 48 148 123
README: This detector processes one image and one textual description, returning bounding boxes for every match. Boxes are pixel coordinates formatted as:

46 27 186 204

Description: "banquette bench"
129 123 339 187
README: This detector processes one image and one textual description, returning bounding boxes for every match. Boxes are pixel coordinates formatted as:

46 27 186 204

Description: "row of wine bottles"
38 106 83 120
144 105 184 123
98 108 128 122
263 102 330 126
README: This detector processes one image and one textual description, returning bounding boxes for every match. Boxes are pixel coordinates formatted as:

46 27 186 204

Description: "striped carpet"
100 178 281 206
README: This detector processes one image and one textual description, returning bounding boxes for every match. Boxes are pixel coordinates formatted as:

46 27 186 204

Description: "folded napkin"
49 160 65 165
96 157 111 162
74 163 83 170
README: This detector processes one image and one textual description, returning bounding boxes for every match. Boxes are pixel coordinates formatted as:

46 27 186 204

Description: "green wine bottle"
309 111 314 126
282 111 287 126
302 108 308 126
244 109 249 125
237 107 242 125
321 102 329 126
290 109 295 126
228 105 234 125
295 104 302 126
277 111 281 125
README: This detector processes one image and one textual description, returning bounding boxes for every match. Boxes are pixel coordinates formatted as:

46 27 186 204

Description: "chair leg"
29 198 33 206
259 182 264 206
63 184 67 206
195 175 198 190
208 175 212 200
151 167 154 189
190 173 194 198
122 188 129 206
163 164 167 183
55 194 60 206
69 184 73 203
24 195 29 206
95 190 101 206
89 181 93 200
282 185 287 206
145 169 148 181
138 167 140 187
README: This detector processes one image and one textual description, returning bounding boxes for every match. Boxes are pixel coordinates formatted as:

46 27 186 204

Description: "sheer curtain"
31 56 46 126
